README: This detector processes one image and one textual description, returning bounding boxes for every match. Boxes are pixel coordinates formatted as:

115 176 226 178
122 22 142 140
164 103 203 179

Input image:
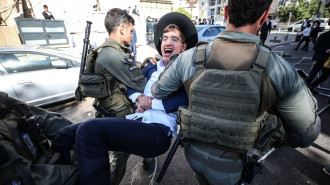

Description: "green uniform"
94 38 146 118
94 38 146 185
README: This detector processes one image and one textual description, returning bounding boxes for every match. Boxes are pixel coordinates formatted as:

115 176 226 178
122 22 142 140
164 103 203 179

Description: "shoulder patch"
124 58 134 64
129 66 139 71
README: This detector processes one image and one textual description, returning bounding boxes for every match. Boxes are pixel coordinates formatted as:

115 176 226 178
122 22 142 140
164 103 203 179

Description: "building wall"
199 0 226 24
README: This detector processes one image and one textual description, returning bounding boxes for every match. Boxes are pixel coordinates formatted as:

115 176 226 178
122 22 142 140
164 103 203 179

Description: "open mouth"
164 48 173 56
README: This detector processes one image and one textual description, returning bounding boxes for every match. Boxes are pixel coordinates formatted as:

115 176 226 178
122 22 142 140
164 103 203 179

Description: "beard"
123 40 130 47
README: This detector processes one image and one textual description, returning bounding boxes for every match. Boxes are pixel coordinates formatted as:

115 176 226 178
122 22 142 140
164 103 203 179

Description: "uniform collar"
216 31 260 44
104 38 131 53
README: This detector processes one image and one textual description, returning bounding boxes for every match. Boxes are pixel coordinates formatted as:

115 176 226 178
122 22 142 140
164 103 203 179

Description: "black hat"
154 12 198 56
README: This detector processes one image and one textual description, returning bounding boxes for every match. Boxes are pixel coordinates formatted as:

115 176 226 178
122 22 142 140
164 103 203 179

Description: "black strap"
253 45 271 70
109 78 116 92
0 92 8 117
194 41 208 66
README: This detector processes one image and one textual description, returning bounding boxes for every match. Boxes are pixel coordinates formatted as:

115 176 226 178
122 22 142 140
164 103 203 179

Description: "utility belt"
93 104 122 117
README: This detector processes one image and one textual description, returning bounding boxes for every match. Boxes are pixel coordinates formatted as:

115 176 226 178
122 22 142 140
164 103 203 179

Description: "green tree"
278 0 330 21
295 0 330 20
173 7 192 19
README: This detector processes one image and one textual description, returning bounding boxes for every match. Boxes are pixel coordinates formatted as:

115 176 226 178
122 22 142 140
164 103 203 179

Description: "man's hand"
149 58 158 65
136 104 145 113
136 95 153 110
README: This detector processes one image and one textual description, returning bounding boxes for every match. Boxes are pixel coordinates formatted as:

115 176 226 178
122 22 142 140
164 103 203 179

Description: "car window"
203 27 221 37
0 52 71 74
196 27 203 32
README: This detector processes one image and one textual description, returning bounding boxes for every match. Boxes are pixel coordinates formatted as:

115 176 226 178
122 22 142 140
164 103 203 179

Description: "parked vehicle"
0 45 80 106
287 18 329 32
195 25 226 42
319 18 329 31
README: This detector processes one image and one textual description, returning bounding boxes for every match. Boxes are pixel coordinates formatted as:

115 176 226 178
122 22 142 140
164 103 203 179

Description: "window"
217 7 221 15
203 27 222 37
210 9 215 16
209 0 216 6
217 0 222 4
0 52 71 74
202 2 204 5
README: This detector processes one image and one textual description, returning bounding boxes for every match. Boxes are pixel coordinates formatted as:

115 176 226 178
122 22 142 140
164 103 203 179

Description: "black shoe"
294 48 298 50
142 158 154 171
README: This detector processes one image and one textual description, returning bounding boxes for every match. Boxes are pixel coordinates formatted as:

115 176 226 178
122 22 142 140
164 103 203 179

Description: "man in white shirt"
53 12 198 185
295 23 311 51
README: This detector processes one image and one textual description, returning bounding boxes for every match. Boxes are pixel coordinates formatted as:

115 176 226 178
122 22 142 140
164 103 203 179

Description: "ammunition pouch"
76 73 108 101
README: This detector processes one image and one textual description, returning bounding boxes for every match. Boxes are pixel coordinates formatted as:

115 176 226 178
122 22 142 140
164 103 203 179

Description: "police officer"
151 0 321 184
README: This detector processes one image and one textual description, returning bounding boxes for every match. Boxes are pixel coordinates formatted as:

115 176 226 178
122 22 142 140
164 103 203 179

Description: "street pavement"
46 30 330 185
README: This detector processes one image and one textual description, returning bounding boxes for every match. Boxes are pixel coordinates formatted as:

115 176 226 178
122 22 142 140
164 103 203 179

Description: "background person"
42 5 55 20
295 23 311 51
310 20 320 44
305 20 330 91
301 18 309 31
151 0 321 184
259 16 271 44
132 5 139 16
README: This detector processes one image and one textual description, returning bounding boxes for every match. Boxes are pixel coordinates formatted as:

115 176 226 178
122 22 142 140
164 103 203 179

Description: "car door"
0 51 79 106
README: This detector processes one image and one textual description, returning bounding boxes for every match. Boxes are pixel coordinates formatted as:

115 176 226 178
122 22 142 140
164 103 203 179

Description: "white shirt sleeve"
151 99 165 111
129 92 142 103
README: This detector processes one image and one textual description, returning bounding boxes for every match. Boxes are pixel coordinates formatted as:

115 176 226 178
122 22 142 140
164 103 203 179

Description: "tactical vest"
75 42 134 118
179 41 280 152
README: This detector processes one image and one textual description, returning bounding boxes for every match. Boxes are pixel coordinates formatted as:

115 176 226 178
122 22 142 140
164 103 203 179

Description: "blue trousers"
54 118 171 185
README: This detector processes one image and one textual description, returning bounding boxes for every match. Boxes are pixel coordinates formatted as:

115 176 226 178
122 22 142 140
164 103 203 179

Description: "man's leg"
295 37 305 50
302 38 310 51
76 118 172 185
110 151 130 185
310 68 330 87
305 60 325 85
53 123 81 164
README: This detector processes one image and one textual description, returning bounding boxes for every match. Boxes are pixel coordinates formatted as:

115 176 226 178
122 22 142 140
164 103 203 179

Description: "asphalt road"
45 40 330 185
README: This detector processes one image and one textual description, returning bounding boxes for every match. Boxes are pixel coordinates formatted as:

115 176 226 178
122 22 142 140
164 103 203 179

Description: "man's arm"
267 54 321 148
98 50 146 93
151 49 196 99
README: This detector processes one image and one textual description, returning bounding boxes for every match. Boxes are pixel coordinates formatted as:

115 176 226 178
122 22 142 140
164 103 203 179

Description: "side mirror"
51 60 68 69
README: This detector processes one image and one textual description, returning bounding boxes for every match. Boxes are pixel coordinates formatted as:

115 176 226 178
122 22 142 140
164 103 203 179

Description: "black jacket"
310 26 320 39
42 11 55 20
260 21 272 37
312 31 330 63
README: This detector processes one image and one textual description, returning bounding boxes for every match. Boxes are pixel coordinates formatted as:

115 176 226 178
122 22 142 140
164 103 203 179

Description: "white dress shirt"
301 27 311 37
126 60 178 137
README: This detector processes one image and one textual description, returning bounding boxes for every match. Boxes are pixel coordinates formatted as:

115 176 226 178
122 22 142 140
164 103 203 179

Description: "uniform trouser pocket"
184 143 243 185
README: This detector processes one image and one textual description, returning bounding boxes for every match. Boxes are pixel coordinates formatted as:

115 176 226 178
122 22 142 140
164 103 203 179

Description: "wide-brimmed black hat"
154 12 198 56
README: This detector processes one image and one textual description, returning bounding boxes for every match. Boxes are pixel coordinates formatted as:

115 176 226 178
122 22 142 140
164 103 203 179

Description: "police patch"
125 58 134 63
129 66 139 71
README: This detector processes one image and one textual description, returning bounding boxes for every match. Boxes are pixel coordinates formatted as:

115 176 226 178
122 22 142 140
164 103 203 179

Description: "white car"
0 45 80 106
